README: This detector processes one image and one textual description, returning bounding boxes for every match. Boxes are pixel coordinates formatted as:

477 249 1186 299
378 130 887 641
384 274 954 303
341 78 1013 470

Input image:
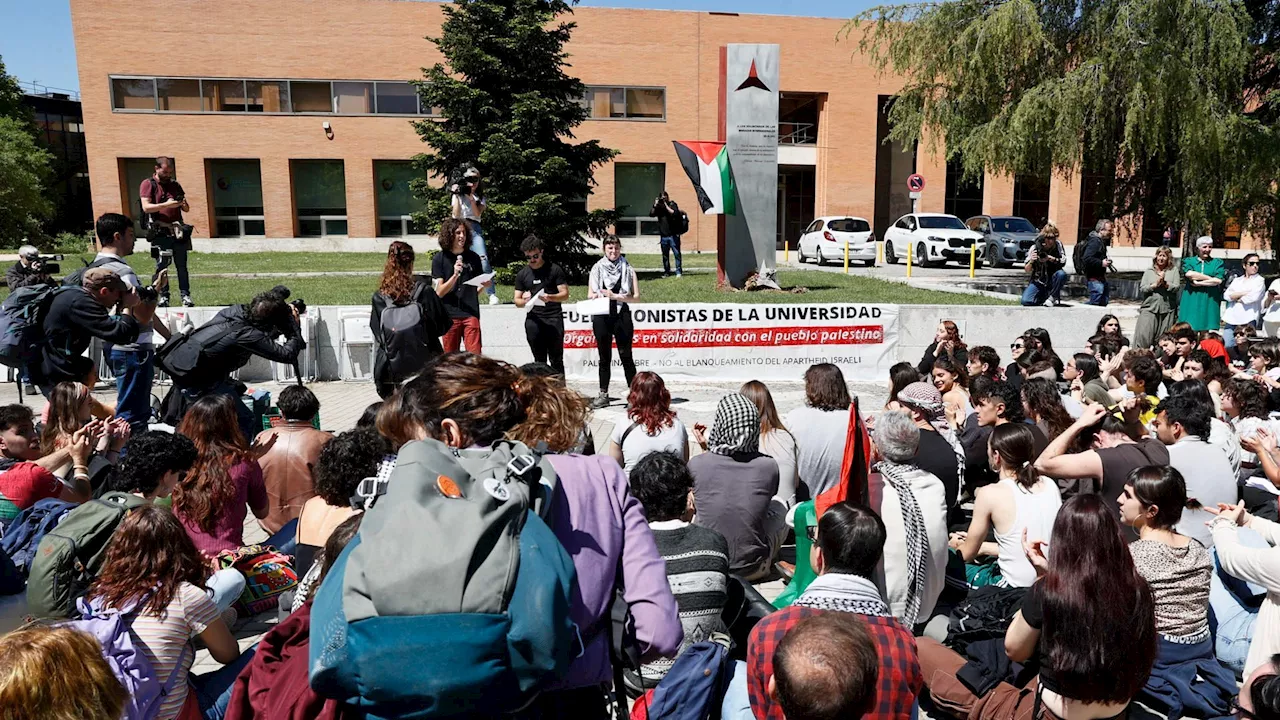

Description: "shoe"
220 606 239 629
22 384 36 396
158 296 170 307
181 295 194 308
775 561 796 580
1044 297 1056 307
589 392 610 410
676 272 683 277
488 294 501 306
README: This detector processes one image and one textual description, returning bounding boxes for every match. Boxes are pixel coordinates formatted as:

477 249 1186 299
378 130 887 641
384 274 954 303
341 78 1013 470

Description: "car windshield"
828 218 870 233
917 216 966 230
991 218 1037 234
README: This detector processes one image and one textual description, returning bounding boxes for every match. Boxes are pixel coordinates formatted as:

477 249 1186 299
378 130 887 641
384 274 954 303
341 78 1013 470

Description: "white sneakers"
488 294 501 306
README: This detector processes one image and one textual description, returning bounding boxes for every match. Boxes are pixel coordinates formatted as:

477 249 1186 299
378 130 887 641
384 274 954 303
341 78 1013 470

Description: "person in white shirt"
1223 253 1265 347
1263 276 1280 338
1153 394 1238 548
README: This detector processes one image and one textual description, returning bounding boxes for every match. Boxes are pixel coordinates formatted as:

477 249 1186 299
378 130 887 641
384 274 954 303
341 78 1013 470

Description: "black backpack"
677 211 690 235
378 283 438 379
61 256 117 288
1072 237 1091 277
155 314 235 388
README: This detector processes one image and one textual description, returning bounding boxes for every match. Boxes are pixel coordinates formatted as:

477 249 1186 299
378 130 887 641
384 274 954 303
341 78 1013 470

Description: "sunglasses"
1011 343 1025 350
1247 261 1259 266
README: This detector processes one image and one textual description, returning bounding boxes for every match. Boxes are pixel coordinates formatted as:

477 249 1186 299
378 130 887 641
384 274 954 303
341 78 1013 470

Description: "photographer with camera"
157 286 305 439
450 166 499 305
6 245 58 290
1022 221 1068 307
139 156 194 308
36 268 141 397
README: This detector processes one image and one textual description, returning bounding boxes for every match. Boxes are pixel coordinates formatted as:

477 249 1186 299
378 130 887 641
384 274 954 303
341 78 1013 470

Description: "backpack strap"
619 422 639 446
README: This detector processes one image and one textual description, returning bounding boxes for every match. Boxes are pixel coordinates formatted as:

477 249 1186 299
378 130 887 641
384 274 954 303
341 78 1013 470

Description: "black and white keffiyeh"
896 381 966 481
794 573 891 617
875 459 931 627
590 255 634 296
708 393 761 455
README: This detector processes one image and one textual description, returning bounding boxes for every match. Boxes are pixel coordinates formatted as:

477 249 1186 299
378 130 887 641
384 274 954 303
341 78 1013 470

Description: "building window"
614 163 664 237
111 78 156 110
375 82 419 115
584 86 665 120
157 79 204 111
204 80 249 112
209 159 265 237
246 81 290 113
293 160 347 237
334 82 374 114
1013 174 1051 229
944 158 983 221
375 160 427 237
108 76 438 117
291 81 332 112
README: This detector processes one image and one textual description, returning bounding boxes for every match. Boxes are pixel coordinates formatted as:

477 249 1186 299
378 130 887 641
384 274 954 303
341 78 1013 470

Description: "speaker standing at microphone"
431 217 490 354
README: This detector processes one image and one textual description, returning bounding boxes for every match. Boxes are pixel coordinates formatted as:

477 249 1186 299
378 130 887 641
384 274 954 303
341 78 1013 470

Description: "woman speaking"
588 236 639 409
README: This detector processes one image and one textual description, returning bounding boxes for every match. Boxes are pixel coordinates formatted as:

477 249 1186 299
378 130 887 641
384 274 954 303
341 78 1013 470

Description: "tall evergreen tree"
413 0 618 271
850 0 1280 249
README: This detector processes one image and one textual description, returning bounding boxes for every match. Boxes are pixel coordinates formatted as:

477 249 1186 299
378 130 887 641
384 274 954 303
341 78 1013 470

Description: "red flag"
815 397 872 518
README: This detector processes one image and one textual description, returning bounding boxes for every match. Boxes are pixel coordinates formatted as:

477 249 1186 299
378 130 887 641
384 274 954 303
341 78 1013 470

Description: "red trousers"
442 316 482 355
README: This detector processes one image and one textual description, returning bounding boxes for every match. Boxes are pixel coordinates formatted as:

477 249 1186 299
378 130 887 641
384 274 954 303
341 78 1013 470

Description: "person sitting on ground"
1021 377 1075 442
1022 327 1064 379
744 502 922 720
1229 323 1258 368
517 362 596 455
0 626 129 720
917 320 968 377
894 382 963 512
296 427 389 579
959 379 1043 493
1153 393 1237 549
1247 339 1280 393
1035 402 1169 527
741 380 799 510
1166 378 1242 481
0 404 94 527
1209 501 1280 679
356 401 382 429
868 410 948 627
1228 377 1280 486
689 393 783 582
1182 349 1231 404
1096 313 1131 348
40 381 129 491
381 353 681 714
1164 326 1200 381
932 356 972 429
254 385 333 536
949 424 1062 589
88 505 251 720
173 394 276 559
1116 353 1164 425
784 363 856 500
1005 336 1030 391
627 450 729 688
884 361 919 411
917 494 1157 720
607 371 688 476
966 345 1003 384
769 613 882 720
290 507 364 615
1067 352 1113 408
1237 656 1280 719
1118 465 1237 716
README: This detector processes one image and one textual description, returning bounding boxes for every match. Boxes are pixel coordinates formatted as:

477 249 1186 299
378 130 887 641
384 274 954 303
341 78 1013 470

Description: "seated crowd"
5 313 1280 720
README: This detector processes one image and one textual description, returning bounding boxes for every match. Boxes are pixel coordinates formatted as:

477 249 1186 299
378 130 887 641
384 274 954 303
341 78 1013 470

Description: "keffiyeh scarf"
708 393 761 455
875 459 931 627
794 573 891 617
591 255 634 296
896 383 966 481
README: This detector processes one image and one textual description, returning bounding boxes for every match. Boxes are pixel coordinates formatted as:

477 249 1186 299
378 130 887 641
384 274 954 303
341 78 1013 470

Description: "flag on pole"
672 141 736 215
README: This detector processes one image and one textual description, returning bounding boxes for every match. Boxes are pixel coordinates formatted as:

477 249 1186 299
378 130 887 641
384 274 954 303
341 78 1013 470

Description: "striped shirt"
128 582 221 719
636 521 729 683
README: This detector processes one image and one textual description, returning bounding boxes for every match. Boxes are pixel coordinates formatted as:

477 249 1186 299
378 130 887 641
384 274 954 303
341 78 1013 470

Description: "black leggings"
525 315 565 374
592 308 636 393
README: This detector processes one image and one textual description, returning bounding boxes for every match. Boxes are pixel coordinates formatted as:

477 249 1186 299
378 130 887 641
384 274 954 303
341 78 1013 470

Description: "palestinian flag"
672 141 736 215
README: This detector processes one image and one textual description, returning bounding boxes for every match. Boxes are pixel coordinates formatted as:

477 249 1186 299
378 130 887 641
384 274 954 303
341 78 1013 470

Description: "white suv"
883 213 984 268
796 216 876 267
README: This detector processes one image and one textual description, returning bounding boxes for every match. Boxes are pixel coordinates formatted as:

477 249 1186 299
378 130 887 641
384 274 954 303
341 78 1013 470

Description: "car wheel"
885 241 898 264
796 245 806 263
862 259 876 267
986 243 1003 268
916 242 929 268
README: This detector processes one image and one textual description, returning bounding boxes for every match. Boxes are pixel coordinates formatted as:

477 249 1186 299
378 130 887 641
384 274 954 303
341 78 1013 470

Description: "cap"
82 267 127 293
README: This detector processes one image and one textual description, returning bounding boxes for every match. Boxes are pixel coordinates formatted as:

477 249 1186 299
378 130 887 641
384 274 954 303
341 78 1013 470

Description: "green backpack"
25 492 148 620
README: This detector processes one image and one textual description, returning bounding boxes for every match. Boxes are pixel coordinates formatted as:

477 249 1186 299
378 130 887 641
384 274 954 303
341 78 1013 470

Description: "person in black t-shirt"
431 217 490 354
513 234 570 373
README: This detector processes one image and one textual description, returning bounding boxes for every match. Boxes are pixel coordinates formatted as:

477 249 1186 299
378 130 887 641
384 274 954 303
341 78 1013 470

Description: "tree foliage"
0 57 33 129
850 0 1280 248
413 0 618 272
0 116 54 244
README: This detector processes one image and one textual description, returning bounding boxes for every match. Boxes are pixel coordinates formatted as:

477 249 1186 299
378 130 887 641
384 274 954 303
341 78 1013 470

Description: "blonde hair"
0 626 128 720
1041 222 1060 239
506 374 590 453
1153 246 1174 268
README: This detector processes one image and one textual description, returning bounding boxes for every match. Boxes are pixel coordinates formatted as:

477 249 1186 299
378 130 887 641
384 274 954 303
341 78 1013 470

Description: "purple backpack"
61 595 190 720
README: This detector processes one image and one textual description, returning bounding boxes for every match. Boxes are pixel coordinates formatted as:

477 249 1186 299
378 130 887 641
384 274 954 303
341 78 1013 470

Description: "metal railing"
19 80 80 101
214 214 265 237
779 122 816 145
297 215 349 237
378 215 428 237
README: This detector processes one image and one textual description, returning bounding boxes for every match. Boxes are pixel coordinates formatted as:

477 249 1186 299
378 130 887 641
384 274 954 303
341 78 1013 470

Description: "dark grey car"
965 215 1040 268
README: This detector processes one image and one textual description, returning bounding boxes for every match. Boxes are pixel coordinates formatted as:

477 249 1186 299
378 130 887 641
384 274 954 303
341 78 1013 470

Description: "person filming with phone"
139 156 194 308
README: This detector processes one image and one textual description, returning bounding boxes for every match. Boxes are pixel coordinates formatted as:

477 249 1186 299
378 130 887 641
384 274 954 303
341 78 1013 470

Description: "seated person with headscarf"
689 393 783 582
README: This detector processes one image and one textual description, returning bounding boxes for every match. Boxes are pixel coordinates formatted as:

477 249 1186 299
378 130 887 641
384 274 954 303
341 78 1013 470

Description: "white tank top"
994 476 1062 588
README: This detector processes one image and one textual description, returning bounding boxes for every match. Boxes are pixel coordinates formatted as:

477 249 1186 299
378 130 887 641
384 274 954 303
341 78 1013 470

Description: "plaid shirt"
747 605 922 720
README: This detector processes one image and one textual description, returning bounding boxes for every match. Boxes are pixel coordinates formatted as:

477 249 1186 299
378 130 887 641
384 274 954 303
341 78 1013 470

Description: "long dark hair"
1041 494 1156 703
173 395 250 533
1021 378 1073 439
89 505 207 618
932 355 969 389
1071 352 1101 383
378 352 525 449
1127 465 1201 531
1224 377 1270 420
378 240 415 303
886 362 918 409
988 424 1039 489
805 363 852 412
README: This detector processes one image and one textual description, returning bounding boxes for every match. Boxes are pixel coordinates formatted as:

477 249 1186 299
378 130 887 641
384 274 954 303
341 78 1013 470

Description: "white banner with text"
562 303 898 382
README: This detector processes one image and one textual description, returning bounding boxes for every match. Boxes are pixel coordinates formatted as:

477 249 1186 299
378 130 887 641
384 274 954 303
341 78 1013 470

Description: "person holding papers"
432 217 491 354
514 234 571 373
588 235 640 409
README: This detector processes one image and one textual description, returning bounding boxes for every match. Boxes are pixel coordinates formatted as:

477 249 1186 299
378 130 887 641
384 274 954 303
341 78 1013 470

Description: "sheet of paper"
575 297 612 316
525 290 547 309
464 272 495 288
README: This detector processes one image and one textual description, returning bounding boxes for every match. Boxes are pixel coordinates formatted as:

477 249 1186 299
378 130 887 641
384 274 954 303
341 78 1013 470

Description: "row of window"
108 76 668 121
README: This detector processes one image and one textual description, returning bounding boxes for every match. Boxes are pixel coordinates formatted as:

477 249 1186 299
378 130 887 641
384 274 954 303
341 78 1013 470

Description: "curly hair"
40 382 89 451
1224 377 1270 420
173 394 250 534
506 373 590 453
1022 377 1074 439
108 431 197 496
627 372 677 435
438 217 466 253
378 352 525 448
0 626 128 720
968 346 1002 380
89 505 207 618
313 427 391 507
805 363 853 412
378 240 416 303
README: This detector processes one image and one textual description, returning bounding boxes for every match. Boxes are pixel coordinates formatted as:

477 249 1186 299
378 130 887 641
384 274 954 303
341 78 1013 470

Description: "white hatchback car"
796 216 876 267
883 212 984 268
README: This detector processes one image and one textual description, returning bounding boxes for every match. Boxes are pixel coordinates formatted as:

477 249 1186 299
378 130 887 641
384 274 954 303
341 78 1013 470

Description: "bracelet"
73 464 89 471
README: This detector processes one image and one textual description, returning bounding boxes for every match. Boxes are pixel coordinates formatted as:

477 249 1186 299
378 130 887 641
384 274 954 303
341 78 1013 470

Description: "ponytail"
1014 459 1039 490
989 423 1039 489
508 373 589 453
1128 465 1193 530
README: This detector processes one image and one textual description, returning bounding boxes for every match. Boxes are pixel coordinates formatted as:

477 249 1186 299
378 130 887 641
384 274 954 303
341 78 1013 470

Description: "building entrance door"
778 165 815 249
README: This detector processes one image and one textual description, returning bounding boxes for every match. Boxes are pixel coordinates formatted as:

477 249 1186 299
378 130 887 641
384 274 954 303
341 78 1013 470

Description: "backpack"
0 284 73 369
677 211 690 236
61 255 117 288
631 636 733 720
155 314 234 388
944 585 1028 655
0 497 75 575
25 491 148 619
309 437 579 718
61 595 190 720
215 544 298 616
1072 237 1091 277
379 284 435 379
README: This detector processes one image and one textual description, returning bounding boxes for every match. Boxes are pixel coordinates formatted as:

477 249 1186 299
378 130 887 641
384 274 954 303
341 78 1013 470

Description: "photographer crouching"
6 245 60 290
140 155 195 307
158 286 305 439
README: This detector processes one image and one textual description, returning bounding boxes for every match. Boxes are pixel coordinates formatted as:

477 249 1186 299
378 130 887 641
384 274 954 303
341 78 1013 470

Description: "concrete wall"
163 302 1134 385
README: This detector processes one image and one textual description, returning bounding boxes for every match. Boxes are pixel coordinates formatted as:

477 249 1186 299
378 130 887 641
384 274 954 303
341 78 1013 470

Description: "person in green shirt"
1179 236 1226 332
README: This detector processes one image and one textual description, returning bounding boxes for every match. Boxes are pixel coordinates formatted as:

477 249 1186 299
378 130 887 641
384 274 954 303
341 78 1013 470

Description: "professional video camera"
31 254 63 275
267 285 306 320
448 175 475 196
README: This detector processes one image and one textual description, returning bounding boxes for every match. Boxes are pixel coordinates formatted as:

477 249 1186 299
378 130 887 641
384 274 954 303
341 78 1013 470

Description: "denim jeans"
1209 531 1268 677
192 644 257 720
720 661 754 720
206 568 246 612
1086 278 1110 306
110 348 155 438
660 235 683 275
264 517 298 558
466 221 496 298
1021 270 1069 306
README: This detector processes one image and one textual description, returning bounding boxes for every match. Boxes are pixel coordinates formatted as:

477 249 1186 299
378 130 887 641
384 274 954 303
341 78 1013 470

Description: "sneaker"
1044 297 1056 307
488 294 501 306
676 272 683 277
220 606 239 629
21 384 36 396
589 392 610 410
158 296 170 307
181 294 194 308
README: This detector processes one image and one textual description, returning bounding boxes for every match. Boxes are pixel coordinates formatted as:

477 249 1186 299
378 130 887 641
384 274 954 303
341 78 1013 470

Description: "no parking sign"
907 173 925 192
